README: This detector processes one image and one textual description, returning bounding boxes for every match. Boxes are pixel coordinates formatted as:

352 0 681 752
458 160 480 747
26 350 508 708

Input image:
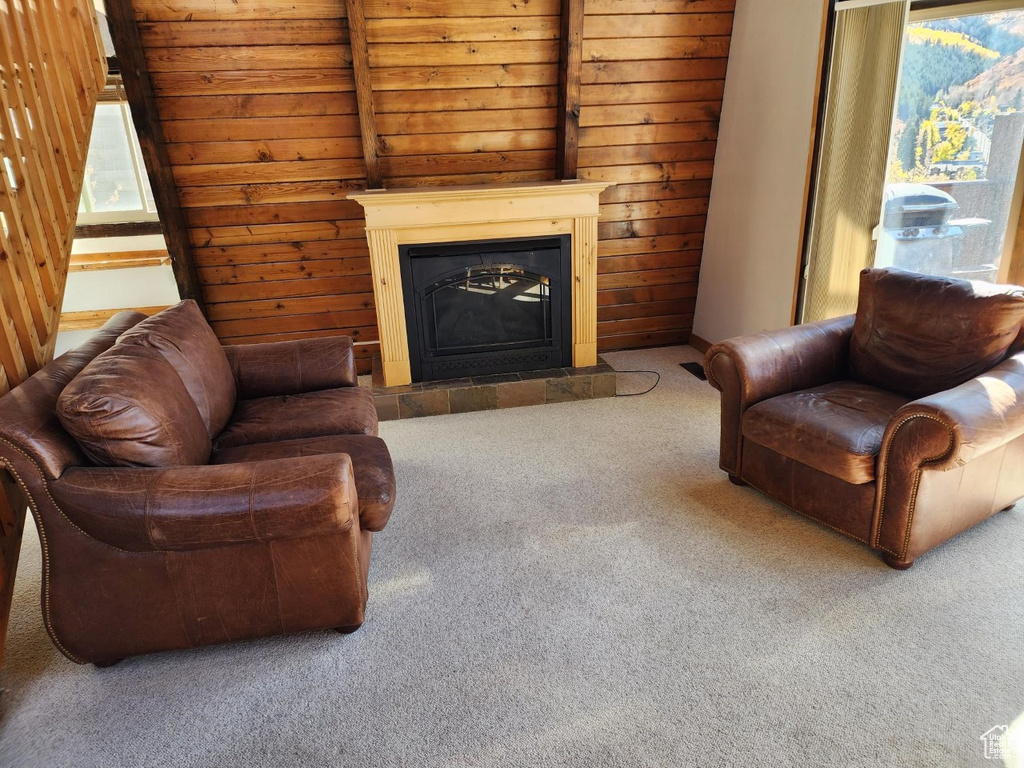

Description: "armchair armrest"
705 315 855 403
704 315 855 475
223 336 357 399
50 454 359 552
880 352 1024 473
875 352 1024 561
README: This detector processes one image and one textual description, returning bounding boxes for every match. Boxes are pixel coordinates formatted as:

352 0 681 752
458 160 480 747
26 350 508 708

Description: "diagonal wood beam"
556 0 584 180
346 0 383 189
103 0 206 312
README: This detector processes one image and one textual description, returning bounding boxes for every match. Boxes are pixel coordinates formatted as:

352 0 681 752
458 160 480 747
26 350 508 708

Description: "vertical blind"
801 0 908 323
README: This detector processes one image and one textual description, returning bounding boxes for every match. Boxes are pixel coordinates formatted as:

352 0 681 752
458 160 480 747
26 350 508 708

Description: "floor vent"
680 362 707 381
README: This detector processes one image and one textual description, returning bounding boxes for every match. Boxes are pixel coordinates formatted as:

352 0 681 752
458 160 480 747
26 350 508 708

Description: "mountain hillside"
907 27 999 59
982 11 1024 40
926 13 1024 55
952 45 1024 105
891 10 1024 182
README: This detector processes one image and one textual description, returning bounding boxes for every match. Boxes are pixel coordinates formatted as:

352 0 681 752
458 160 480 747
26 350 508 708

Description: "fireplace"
347 181 610 387
400 236 572 381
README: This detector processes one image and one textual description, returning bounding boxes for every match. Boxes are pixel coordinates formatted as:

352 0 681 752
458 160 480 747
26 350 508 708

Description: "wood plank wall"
0 0 106 663
135 1 378 370
581 0 731 351
368 0 559 187
130 0 734 372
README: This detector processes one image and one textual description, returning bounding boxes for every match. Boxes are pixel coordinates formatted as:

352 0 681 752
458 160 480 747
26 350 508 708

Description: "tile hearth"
369 357 617 421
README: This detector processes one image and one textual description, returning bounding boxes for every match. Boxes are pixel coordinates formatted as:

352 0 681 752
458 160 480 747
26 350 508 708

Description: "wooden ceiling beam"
104 0 206 312
346 0 383 189
556 0 584 180
75 220 164 240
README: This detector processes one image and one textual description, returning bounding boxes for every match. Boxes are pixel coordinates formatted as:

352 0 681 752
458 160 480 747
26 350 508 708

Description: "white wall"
54 234 180 356
60 265 179 314
692 0 829 344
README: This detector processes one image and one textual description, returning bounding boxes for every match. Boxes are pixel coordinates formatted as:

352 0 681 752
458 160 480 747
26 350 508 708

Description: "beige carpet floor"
0 345 1021 767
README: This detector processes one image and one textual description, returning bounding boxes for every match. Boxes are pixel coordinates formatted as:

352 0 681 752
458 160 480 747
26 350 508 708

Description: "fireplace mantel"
348 180 611 387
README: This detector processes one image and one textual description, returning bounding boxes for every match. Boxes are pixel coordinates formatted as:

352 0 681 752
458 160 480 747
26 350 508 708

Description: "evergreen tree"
898 117 921 172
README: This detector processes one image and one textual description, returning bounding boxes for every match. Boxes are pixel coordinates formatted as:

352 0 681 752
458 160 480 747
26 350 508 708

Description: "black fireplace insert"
400 235 572 381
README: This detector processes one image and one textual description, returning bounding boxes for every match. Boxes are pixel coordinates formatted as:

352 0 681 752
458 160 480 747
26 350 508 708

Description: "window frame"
76 74 160 229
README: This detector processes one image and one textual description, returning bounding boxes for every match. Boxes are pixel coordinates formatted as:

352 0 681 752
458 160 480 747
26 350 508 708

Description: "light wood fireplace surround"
348 181 611 387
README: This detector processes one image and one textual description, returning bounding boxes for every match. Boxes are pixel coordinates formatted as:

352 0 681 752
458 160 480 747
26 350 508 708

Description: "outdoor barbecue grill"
875 183 993 279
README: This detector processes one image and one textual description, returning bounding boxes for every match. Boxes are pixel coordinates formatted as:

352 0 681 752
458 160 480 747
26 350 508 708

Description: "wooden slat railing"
0 0 106 665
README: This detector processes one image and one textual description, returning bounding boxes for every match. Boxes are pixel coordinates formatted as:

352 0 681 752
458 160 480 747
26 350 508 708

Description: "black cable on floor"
613 370 660 396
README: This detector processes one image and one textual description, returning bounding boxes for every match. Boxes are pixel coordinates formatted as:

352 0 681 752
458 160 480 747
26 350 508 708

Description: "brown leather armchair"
705 268 1024 568
0 301 395 665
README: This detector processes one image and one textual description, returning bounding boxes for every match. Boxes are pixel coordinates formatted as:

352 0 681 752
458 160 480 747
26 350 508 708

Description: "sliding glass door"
800 0 1024 324
877 3 1024 284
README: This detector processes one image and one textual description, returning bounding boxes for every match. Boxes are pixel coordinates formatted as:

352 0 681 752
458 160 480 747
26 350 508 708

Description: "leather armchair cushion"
850 267 1024 399
56 345 212 467
742 381 909 484
214 387 378 450
224 336 357 399
115 300 236 437
212 434 396 532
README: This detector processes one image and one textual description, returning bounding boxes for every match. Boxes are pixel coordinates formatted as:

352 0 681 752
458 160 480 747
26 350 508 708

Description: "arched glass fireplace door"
400 236 572 381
